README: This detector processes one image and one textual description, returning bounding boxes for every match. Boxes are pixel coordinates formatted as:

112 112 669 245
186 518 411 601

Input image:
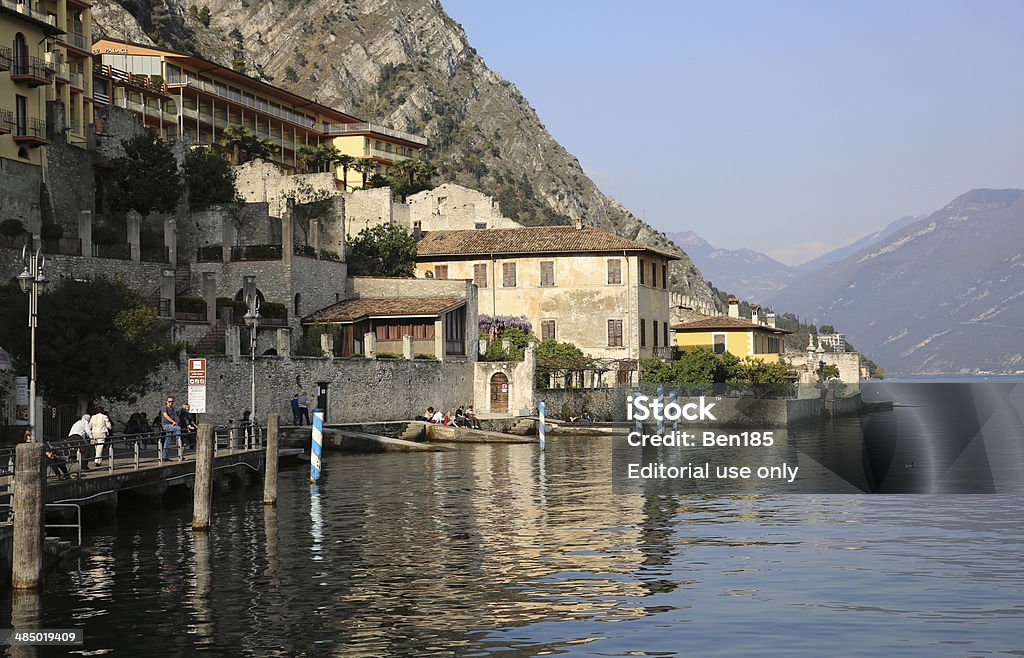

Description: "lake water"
3 381 1023 656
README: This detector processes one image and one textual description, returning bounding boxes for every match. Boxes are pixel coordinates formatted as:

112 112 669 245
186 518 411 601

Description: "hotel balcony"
0 109 12 134
0 46 11 72
321 121 427 146
11 56 55 87
12 117 51 147
0 0 50 24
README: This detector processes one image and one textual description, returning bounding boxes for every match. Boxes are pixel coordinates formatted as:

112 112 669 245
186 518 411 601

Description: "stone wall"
786 351 861 384
0 158 43 225
0 249 167 297
43 102 96 235
343 187 395 238
126 354 475 426
234 160 337 218
407 183 522 231
474 351 535 416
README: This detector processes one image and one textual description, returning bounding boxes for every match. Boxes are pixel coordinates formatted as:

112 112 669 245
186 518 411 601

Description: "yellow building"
415 221 678 361
2 0 93 166
672 315 790 362
91 39 426 183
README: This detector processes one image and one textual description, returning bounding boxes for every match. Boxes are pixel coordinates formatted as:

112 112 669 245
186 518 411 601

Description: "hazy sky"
442 0 1024 265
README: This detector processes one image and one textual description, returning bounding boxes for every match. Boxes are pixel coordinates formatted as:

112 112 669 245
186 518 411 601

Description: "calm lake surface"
3 383 1024 656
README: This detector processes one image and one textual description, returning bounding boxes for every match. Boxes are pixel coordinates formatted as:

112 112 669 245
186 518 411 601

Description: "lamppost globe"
17 268 32 293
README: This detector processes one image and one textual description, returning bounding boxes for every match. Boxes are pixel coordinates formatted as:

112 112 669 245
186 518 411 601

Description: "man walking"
68 414 92 470
161 395 181 460
290 393 301 425
89 406 112 467
298 391 311 425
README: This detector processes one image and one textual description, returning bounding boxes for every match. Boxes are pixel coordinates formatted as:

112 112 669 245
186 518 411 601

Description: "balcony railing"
93 64 166 96
92 243 132 260
0 233 28 250
230 244 282 261
12 116 49 144
11 55 54 85
0 45 11 70
42 237 82 256
321 122 427 146
0 109 12 134
140 245 169 263
69 71 84 89
148 296 171 319
165 71 319 130
196 245 223 262
0 0 48 24
365 147 414 162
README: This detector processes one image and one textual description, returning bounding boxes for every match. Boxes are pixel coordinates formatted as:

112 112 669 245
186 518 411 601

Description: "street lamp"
18 242 48 443
243 293 261 424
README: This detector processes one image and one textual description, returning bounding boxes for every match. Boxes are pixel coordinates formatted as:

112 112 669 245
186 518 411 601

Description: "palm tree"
354 158 378 188
336 154 355 190
220 125 277 165
297 144 319 173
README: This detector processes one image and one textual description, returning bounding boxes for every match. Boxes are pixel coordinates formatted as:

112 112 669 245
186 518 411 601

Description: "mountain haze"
666 231 797 302
769 189 1024 374
91 0 717 306
797 215 923 273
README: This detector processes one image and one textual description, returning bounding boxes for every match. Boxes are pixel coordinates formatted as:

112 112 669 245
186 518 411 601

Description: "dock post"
656 385 665 435
12 442 45 590
538 399 546 451
263 412 279 506
310 409 323 484
193 424 214 532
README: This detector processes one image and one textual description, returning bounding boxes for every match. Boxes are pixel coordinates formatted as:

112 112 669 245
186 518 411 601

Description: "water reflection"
0 431 1021 656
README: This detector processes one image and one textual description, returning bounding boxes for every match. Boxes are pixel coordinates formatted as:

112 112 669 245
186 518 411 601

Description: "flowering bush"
478 314 532 337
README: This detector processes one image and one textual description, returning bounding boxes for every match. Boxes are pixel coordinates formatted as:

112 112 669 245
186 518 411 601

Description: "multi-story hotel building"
1 0 93 165
415 221 679 362
91 39 427 185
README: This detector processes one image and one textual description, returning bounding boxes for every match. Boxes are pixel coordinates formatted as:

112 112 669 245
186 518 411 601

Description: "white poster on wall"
14 376 29 425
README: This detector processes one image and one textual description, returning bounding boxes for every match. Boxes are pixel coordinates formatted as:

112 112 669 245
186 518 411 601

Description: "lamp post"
17 242 47 443
243 294 261 423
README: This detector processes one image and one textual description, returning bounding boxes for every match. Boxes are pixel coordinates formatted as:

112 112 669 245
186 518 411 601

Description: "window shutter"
434 265 448 280
540 261 554 287
473 263 487 288
502 262 517 287
640 319 646 347
541 320 555 341
607 258 621 284
608 319 623 347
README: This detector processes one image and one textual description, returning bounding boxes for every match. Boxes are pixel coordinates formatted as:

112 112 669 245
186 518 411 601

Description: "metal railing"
42 237 82 256
230 244 283 261
11 55 54 83
0 45 11 70
0 503 81 546
0 0 48 24
140 244 169 263
0 108 11 133
322 121 427 146
14 116 48 141
92 243 132 260
148 296 171 318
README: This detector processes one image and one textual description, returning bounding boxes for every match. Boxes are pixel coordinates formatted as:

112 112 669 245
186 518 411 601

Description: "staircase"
175 260 192 296
193 320 226 354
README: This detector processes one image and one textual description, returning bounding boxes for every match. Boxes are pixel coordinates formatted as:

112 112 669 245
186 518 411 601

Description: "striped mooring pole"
634 388 642 435
538 399 546 451
669 389 679 433
310 409 324 484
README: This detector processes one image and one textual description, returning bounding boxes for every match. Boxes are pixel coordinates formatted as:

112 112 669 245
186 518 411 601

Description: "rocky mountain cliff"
91 0 717 306
768 189 1024 374
665 231 797 302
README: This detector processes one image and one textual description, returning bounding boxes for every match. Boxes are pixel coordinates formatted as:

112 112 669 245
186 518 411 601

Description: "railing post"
192 424 214 532
75 448 82 479
108 441 114 473
134 442 139 470
178 439 184 462
12 443 45 589
264 413 279 506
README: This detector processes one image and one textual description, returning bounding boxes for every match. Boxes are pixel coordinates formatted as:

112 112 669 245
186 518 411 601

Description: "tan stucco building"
415 222 678 361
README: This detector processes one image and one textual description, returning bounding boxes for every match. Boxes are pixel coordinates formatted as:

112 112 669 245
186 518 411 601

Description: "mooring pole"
656 385 665 434
192 424 213 531
12 442 45 590
310 409 323 484
263 412 279 506
538 399 546 451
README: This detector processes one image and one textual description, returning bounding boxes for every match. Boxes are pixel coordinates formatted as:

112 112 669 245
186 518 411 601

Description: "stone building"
414 220 678 362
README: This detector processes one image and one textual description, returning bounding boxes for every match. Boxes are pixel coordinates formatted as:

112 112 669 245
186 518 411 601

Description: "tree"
822 364 841 380
184 148 236 208
0 278 179 405
111 129 182 220
297 144 341 174
535 339 590 388
387 158 437 201
336 154 355 190
220 125 277 165
353 158 378 188
346 223 417 277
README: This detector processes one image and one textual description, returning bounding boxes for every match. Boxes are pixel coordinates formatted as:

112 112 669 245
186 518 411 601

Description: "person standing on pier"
298 392 311 425
160 396 181 459
291 393 301 425
90 406 112 466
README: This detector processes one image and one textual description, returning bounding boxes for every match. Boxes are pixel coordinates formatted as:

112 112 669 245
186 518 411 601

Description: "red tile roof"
416 226 679 258
303 296 465 324
671 316 792 334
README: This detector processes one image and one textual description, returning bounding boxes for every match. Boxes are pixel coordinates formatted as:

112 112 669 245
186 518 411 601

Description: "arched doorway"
489 372 509 414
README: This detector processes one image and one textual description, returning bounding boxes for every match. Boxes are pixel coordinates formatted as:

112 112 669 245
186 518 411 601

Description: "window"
608 319 623 347
473 263 487 288
502 262 517 287
713 333 726 355
541 320 555 341
651 262 658 288
653 320 659 347
474 222 487 230
662 264 668 289
640 319 647 347
539 261 554 287
434 265 448 280
664 323 669 347
607 258 621 285
639 259 645 285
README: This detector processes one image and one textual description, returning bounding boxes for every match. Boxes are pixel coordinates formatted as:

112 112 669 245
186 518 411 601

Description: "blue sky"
441 0 1024 265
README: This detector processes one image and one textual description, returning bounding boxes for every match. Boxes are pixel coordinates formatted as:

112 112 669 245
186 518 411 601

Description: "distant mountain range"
767 189 1024 374
665 231 797 302
795 215 923 272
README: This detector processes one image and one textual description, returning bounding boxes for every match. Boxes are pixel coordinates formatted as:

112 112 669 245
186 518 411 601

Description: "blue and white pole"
310 409 324 484
669 388 679 433
634 388 642 435
656 385 665 434
538 399 546 451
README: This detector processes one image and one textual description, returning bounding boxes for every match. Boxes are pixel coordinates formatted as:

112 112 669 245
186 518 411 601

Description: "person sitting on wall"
44 443 71 480
416 407 434 422
454 407 471 428
465 406 482 429
443 409 458 426
430 408 444 424
179 403 198 450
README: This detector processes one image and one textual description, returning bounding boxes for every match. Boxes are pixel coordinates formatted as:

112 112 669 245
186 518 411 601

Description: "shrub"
0 219 25 237
261 301 287 319
319 249 341 261
140 229 163 247
295 323 334 356
376 352 402 359
175 296 207 314
197 245 223 261
92 224 120 245
414 353 437 360
39 224 64 240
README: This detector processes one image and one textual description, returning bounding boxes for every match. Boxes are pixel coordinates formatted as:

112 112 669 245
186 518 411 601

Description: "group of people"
290 392 312 426
417 405 482 429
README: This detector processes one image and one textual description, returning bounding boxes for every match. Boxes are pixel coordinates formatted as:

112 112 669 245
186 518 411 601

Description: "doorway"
489 372 509 414
316 382 329 421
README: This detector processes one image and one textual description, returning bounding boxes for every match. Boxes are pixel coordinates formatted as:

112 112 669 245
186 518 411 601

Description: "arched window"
13 33 27 74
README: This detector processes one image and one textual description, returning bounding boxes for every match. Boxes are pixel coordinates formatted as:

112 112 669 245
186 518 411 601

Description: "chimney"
766 311 776 328
575 217 583 230
750 303 761 325
727 296 739 318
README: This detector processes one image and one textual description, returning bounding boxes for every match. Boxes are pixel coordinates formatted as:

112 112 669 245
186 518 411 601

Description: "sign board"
187 358 207 414
14 376 28 425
